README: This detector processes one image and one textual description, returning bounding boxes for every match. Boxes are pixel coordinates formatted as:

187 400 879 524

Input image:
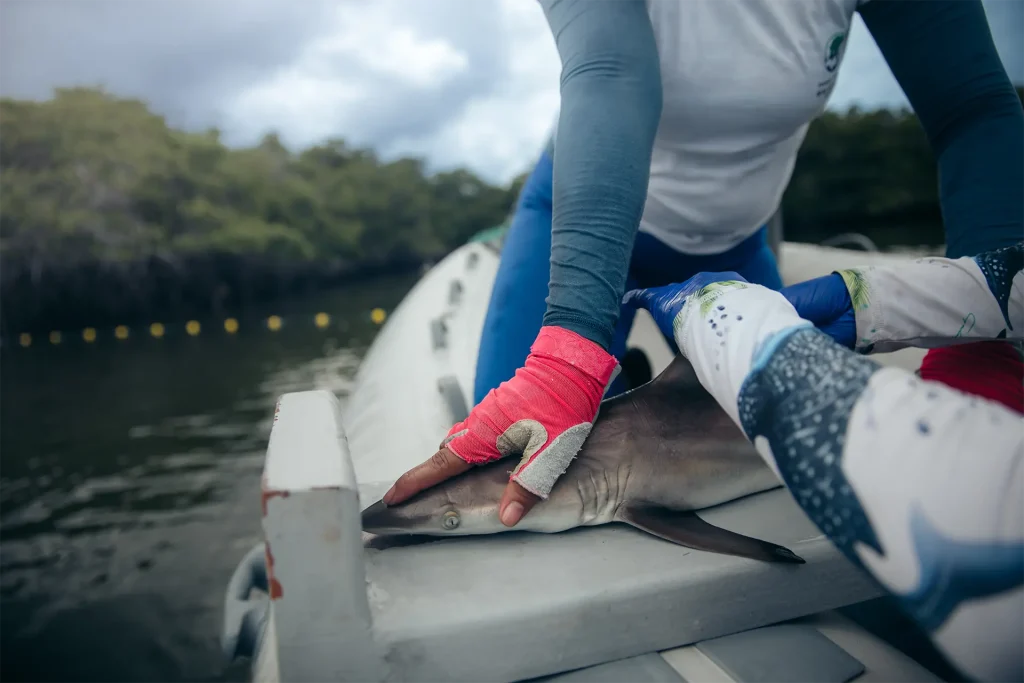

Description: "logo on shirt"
824 31 846 73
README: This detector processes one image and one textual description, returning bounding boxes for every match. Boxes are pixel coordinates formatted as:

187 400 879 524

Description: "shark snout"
362 493 510 537
361 499 412 533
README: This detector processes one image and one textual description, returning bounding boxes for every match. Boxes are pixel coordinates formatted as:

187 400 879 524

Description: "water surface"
0 274 417 682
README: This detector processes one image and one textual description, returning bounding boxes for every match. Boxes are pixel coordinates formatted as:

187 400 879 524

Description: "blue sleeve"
536 0 662 349
859 0 1024 260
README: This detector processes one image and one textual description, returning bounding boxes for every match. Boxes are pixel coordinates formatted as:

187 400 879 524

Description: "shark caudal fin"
618 505 805 564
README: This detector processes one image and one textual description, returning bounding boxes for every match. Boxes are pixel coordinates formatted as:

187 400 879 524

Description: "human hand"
621 271 749 342
779 273 855 348
381 325 619 527
626 272 814 430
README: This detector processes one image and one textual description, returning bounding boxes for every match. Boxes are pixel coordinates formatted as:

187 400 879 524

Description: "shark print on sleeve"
974 241 1024 333
900 502 1024 633
736 327 884 558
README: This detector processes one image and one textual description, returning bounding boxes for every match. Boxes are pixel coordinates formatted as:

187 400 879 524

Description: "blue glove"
622 272 748 342
778 273 855 348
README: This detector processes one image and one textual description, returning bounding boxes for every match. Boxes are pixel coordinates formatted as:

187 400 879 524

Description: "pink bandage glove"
443 325 619 498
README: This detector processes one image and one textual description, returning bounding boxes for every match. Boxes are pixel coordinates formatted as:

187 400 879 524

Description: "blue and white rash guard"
671 242 1024 682
536 0 1024 351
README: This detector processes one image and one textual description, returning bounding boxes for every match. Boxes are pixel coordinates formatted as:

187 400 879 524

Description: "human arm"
382 0 662 527
782 1 1023 356
626 276 1024 682
779 241 1023 353
836 241 1023 352
859 0 1024 260
538 0 662 348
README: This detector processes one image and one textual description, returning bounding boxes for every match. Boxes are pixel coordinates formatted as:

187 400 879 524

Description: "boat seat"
525 653 684 683
695 623 865 683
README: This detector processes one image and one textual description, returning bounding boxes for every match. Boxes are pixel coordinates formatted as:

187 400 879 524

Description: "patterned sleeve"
674 281 1024 683
836 241 1023 354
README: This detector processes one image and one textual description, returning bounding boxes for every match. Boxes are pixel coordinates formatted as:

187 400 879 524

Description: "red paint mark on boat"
261 484 290 517
265 541 284 600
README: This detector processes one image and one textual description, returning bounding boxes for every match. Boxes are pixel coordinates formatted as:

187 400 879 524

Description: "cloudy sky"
2 0 1021 186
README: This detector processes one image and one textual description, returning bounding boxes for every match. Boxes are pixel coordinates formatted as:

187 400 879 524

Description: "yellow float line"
12 308 389 348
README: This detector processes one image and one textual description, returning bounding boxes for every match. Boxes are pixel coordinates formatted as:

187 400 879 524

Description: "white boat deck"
233 241 939 682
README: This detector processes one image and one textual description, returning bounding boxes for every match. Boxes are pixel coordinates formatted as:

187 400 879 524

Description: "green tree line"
0 88 520 334
784 85 1024 245
1 86 1020 335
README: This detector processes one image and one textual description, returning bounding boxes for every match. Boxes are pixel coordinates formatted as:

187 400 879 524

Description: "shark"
361 355 805 564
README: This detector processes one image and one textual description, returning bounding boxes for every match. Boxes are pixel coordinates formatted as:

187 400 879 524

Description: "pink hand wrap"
443 326 619 498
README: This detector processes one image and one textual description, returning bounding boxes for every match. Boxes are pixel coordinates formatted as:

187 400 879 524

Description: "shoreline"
1 236 946 342
0 251 441 339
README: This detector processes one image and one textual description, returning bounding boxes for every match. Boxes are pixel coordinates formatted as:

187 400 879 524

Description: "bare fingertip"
500 501 524 527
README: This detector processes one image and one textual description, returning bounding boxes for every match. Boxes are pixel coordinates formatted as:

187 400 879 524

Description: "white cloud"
218 0 559 185
221 2 472 150
2 0 1019 187
396 0 561 184
363 27 469 87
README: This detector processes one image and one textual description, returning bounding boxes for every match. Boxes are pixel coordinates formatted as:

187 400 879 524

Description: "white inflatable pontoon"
222 229 944 682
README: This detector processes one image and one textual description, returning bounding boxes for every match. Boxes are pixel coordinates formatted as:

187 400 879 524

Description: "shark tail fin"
619 505 805 564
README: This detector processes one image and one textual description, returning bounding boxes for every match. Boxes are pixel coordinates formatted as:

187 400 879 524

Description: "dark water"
0 265 964 683
0 274 418 683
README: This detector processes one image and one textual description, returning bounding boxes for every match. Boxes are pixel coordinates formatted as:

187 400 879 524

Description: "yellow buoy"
267 315 282 331
114 325 129 340
18 333 31 348
82 327 97 343
224 318 239 334
150 323 165 338
314 312 330 329
49 331 62 345
370 308 387 325
185 320 201 336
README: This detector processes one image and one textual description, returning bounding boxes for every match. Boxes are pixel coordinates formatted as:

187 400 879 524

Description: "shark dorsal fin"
649 355 700 389
600 355 706 411
632 355 712 406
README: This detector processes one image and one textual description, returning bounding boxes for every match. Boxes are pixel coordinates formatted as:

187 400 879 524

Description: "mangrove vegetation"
1 86 1020 335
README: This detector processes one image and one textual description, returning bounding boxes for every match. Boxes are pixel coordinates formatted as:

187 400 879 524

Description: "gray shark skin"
362 356 804 564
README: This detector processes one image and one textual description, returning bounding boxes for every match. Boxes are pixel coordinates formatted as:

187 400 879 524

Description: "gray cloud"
0 0 511 157
0 0 339 129
316 0 509 151
1 0 1019 184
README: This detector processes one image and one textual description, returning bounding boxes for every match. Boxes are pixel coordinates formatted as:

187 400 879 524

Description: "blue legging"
473 151 784 405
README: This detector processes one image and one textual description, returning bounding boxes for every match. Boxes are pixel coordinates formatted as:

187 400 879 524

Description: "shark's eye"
442 510 460 530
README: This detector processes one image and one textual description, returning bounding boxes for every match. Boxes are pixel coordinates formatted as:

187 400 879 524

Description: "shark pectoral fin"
619 505 805 565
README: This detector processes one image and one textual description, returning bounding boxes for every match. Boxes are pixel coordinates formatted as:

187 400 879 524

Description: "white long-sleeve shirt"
673 242 1023 682
835 243 1023 353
